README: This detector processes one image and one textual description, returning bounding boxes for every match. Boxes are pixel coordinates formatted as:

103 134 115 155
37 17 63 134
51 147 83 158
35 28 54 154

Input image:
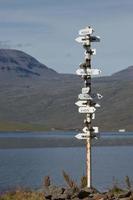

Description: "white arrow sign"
75 100 87 107
78 93 92 100
95 103 101 108
82 87 90 94
82 126 99 133
79 106 96 114
75 36 90 45
79 27 94 36
76 36 100 44
75 133 90 140
76 68 101 76
93 126 99 133
91 102 101 108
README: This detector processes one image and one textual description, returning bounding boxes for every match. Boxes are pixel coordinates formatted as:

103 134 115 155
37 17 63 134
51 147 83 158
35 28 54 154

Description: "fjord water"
0 131 133 191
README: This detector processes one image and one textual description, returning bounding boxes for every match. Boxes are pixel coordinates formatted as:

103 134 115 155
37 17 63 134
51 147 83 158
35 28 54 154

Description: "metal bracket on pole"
75 26 102 188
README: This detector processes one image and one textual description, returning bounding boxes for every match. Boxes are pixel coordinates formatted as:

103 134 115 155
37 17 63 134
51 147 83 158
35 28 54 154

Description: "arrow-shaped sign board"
75 100 87 107
75 133 90 140
93 126 99 133
78 93 92 100
76 68 101 76
76 36 100 44
79 27 94 36
75 36 90 45
82 126 99 133
79 106 96 114
82 87 90 94
90 36 100 42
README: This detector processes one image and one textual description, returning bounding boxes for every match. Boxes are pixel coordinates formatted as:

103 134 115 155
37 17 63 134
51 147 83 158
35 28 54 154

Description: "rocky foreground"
1 185 133 200
1 174 133 200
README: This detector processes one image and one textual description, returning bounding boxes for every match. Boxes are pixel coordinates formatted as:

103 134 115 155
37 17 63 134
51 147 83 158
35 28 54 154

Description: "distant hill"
0 49 58 80
111 65 133 80
0 49 132 131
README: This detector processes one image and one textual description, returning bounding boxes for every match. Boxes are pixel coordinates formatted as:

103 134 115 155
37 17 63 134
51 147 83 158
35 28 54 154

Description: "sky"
0 0 133 75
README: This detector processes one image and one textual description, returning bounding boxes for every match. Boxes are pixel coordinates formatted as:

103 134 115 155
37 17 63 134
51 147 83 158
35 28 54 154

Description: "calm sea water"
0 131 133 191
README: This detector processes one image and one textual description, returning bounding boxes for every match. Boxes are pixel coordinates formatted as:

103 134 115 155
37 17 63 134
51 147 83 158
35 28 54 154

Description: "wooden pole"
86 137 91 188
85 37 92 188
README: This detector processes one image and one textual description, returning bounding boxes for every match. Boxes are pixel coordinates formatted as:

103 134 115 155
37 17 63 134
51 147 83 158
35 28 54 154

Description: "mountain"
0 49 132 131
111 66 133 80
0 49 58 81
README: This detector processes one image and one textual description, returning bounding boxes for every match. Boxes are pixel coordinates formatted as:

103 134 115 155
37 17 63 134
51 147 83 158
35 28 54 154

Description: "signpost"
76 68 101 76
75 26 102 188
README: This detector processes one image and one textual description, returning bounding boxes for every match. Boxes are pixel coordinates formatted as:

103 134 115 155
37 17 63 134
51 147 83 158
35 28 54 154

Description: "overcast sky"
0 0 133 75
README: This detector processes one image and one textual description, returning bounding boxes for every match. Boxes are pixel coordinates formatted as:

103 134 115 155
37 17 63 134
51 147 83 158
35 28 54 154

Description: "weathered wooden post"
75 26 102 188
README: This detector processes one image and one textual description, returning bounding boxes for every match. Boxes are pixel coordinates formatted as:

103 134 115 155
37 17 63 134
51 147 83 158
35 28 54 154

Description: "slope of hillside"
111 65 133 80
0 49 132 131
0 49 58 80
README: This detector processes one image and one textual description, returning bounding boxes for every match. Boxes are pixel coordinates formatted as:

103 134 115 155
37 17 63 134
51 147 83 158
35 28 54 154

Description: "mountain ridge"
0 49 132 131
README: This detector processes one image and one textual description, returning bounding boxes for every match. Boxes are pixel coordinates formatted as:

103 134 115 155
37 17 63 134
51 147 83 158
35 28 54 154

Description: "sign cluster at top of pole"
75 26 103 140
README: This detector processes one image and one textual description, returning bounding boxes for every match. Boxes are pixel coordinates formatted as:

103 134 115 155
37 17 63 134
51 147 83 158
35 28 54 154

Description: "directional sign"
76 68 101 76
82 126 99 133
82 87 90 94
75 133 90 140
79 26 94 36
95 103 100 108
92 126 99 133
79 106 96 114
78 93 92 100
75 100 87 107
90 102 101 108
75 36 90 45
90 36 100 42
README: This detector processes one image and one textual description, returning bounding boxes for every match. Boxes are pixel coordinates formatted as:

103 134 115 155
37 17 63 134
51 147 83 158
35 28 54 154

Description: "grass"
0 175 133 199
0 189 45 200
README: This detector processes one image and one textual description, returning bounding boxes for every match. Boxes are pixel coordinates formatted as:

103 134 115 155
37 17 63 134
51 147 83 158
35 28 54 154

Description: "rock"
93 193 108 200
63 188 77 199
78 190 90 199
52 193 67 200
106 192 114 200
44 185 65 199
83 187 100 194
